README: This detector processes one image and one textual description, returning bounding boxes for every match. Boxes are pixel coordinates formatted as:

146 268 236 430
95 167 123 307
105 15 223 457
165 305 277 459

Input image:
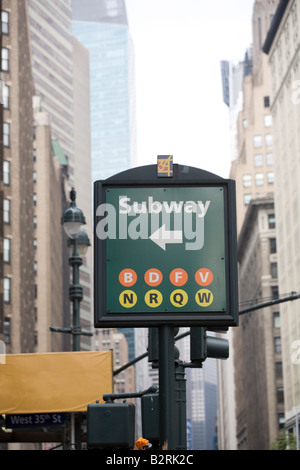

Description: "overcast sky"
125 0 255 178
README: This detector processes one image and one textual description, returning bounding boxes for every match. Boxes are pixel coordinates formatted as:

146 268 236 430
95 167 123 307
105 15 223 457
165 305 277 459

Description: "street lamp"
62 187 86 240
50 188 92 349
61 188 91 352
57 188 91 450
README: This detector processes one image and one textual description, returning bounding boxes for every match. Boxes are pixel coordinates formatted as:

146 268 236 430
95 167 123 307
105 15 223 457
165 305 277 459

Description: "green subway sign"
94 165 238 327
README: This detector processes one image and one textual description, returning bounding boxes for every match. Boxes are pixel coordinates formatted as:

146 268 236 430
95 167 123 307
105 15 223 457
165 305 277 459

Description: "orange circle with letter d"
144 269 163 287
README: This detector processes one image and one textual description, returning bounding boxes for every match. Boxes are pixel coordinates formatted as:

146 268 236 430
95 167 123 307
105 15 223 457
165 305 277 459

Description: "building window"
1 47 9 71
3 277 11 303
264 96 270 107
267 172 274 184
3 122 10 147
254 154 263 166
3 160 10 185
3 198 10 224
266 153 274 165
270 238 277 253
255 173 264 186
274 337 282 354
253 135 262 147
243 119 247 128
244 194 252 206
268 213 276 229
272 286 279 299
278 413 285 429
3 84 9 109
271 262 278 279
243 174 252 187
265 134 273 147
264 114 272 127
276 387 284 403
1 11 9 35
3 237 10 263
4 317 11 343
275 362 283 379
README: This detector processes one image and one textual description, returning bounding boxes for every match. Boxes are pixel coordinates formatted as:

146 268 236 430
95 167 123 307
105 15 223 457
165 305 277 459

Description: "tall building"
0 0 4 342
221 0 281 450
235 197 283 449
27 0 93 350
230 0 279 235
27 0 75 176
262 0 300 439
32 101 68 353
71 0 137 182
1 0 36 353
221 58 245 161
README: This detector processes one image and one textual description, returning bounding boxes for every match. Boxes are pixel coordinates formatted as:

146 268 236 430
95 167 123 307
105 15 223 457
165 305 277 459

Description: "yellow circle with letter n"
119 290 137 308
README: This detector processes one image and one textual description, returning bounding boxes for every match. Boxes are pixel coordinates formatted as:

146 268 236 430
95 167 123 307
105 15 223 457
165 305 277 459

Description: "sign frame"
94 164 238 327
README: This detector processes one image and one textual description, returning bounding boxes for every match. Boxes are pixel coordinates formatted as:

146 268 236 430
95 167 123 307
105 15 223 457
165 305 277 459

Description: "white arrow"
149 225 183 250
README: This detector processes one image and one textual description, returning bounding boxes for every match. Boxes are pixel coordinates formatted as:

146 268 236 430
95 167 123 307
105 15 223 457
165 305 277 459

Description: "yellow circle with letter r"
144 290 163 308
119 290 137 308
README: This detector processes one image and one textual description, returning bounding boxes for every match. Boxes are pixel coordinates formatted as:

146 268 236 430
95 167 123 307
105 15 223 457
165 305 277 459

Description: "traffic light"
190 327 229 364
148 327 180 364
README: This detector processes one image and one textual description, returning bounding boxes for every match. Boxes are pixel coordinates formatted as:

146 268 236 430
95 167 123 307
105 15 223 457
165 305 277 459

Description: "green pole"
69 237 83 449
175 361 187 449
69 238 83 352
158 325 176 450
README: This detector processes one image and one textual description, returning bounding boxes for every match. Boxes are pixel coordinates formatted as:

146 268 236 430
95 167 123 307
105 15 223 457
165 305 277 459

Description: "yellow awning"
0 351 113 414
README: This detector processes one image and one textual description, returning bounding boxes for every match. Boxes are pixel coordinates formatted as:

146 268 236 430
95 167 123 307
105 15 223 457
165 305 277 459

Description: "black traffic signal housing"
148 327 180 364
190 327 229 364
87 402 135 449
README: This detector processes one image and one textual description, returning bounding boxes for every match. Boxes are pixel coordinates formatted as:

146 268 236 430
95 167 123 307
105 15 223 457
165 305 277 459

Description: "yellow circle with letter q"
119 290 137 308
170 289 188 308
144 290 163 308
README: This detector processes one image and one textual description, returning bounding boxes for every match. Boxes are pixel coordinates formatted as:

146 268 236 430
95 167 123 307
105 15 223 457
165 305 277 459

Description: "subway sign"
94 164 238 327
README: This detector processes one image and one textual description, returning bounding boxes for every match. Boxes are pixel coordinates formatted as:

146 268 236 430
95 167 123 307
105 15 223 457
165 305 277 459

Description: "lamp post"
51 188 91 449
51 188 92 349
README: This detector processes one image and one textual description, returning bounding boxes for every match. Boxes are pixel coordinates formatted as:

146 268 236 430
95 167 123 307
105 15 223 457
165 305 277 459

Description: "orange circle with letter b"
119 269 137 287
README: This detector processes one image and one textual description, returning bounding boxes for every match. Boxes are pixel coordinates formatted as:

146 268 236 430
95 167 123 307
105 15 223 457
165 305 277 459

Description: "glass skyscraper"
71 0 137 182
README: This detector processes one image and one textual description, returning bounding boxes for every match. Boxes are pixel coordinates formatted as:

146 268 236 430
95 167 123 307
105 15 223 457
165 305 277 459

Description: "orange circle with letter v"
119 269 137 287
195 268 213 286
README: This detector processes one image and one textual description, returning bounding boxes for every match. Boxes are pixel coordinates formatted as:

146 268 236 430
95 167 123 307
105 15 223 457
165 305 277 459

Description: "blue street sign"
6 413 65 428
